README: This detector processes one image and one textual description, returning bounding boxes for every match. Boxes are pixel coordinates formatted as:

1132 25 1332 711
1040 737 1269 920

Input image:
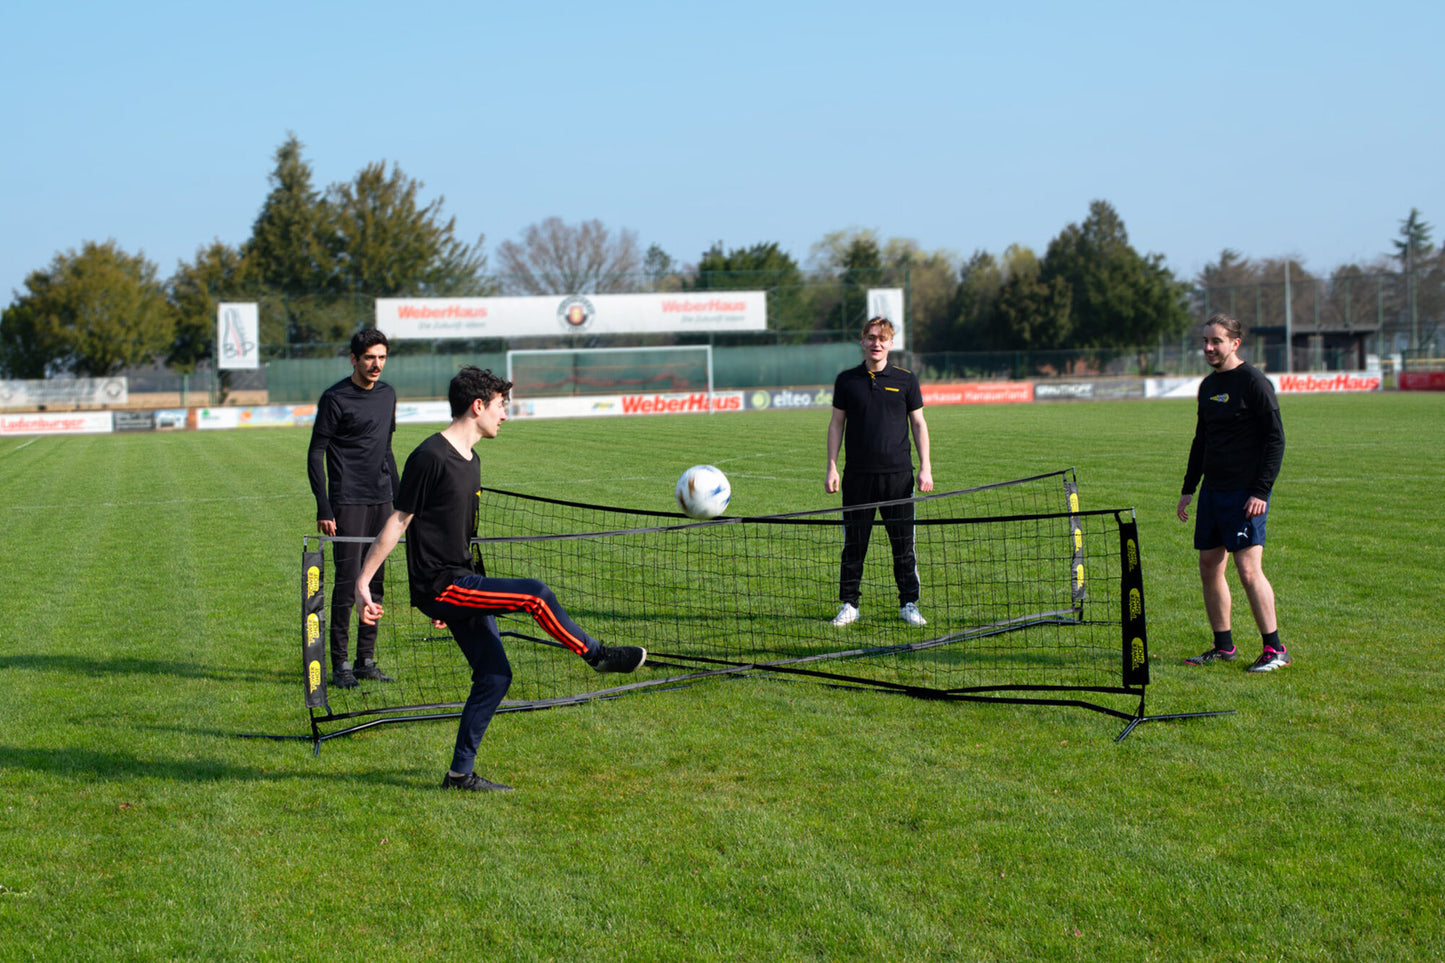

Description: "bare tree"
496 217 641 294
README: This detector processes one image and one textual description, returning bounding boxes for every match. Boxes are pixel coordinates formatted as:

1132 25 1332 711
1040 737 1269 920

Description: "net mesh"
303 468 1143 734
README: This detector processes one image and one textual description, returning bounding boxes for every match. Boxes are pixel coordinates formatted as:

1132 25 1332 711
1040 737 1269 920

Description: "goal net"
299 469 1152 744
505 345 713 398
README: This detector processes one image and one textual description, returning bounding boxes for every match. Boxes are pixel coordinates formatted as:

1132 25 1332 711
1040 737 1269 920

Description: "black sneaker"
1246 647 1291 673
587 645 647 674
1184 646 1237 666
442 772 514 793
331 662 358 688
354 659 394 682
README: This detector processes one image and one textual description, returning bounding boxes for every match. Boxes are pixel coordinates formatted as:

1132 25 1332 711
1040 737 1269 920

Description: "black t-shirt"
306 378 399 519
394 433 481 606
832 363 924 475
1182 363 1285 499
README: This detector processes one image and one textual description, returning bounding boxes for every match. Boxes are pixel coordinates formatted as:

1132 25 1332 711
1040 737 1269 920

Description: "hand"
916 468 933 493
357 581 383 625
317 518 336 536
431 619 448 629
824 466 840 494
1244 496 1268 518
1176 494 1192 522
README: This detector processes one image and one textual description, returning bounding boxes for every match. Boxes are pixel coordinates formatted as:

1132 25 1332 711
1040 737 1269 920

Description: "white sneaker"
899 602 927 627
831 602 859 627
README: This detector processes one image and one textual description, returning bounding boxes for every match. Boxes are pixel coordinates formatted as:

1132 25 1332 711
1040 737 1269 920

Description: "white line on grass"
10 492 305 510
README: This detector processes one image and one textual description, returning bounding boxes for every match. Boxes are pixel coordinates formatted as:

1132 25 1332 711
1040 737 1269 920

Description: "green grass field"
1 392 1442 961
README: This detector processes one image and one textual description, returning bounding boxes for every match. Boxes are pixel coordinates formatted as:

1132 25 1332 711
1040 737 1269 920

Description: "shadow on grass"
0 743 421 788
0 653 290 685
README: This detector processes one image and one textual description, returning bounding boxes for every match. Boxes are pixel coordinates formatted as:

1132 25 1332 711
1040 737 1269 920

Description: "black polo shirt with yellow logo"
832 363 924 475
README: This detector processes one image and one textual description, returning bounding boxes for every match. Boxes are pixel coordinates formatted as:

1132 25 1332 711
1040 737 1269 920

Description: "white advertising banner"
866 288 906 350
217 303 260 369
1148 370 1384 399
396 401 453 425
376 292 768 340
0 377 127 408
510 390 745 421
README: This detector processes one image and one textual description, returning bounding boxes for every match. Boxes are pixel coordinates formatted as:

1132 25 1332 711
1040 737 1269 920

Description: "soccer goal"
505 345 713 399
296 469 1231 749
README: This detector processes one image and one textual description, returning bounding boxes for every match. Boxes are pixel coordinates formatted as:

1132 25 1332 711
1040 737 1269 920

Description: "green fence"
267 344 861 403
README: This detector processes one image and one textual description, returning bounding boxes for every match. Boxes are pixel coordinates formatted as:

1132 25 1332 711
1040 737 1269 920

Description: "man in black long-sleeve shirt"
1176 314 1289 672
307 328 401 688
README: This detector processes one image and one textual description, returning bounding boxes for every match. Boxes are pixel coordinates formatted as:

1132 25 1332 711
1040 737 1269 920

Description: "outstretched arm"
356 508 413 624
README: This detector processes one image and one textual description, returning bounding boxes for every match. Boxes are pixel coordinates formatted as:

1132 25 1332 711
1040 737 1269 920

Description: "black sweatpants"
417 574 602 776
329 501 391 669
838 470 919 607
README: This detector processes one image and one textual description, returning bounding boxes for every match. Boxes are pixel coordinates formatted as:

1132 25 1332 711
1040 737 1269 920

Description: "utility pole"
1408 242 1418 352
1283 261 1293 373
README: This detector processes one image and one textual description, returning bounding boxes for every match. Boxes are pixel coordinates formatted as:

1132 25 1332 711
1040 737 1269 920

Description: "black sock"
1213 630 1235 651
1262 630 1282 652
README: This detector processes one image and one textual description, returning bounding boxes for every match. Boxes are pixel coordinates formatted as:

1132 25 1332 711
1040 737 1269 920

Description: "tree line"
1 134 1437 379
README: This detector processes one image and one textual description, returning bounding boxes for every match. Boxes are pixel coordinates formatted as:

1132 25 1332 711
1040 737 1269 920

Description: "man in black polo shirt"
1177 314 1288 672
307 328 400 689
355 366 645 792
825 316 933 627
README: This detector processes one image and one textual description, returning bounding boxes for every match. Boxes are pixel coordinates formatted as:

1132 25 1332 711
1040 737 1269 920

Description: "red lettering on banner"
659 299 747 314
620 392 742 414
394 304 488 320
921 383 1035 405
1275 374 1380 393
2 415 95 433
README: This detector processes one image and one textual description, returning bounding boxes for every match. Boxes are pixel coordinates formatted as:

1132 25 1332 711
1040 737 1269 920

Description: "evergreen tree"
994 247 1072 349
947 250 1004 350
642 244 680 291
240 134 341 343
328 161 488 297
1040 200 1190 348
693 241 809 331
243 133 335 296
1392 208 1434 269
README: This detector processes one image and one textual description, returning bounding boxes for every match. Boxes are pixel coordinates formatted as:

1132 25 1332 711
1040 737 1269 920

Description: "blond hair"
862 316 895 340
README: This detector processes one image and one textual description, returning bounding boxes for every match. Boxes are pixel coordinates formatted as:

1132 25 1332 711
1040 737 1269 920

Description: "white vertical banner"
217 302 260 370
867 288 906 350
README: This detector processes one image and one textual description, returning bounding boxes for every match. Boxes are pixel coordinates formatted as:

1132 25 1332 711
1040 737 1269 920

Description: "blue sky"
3 1 1441 308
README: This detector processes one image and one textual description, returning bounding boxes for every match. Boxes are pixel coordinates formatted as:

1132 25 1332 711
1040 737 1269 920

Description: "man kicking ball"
356 366 645 791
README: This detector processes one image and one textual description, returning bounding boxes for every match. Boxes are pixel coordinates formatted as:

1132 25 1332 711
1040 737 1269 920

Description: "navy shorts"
1194 487 1268 552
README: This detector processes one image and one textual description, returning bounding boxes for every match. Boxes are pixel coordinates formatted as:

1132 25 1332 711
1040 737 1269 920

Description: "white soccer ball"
674 464 731 519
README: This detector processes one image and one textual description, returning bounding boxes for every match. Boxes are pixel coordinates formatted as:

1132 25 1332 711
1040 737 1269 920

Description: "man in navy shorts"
1176 314 1289 672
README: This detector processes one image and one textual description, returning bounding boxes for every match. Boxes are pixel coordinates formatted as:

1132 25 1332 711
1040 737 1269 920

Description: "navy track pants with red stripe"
417 574 601 775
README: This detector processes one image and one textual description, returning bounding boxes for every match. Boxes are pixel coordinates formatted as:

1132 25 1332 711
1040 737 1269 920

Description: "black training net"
299 468 1151 742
